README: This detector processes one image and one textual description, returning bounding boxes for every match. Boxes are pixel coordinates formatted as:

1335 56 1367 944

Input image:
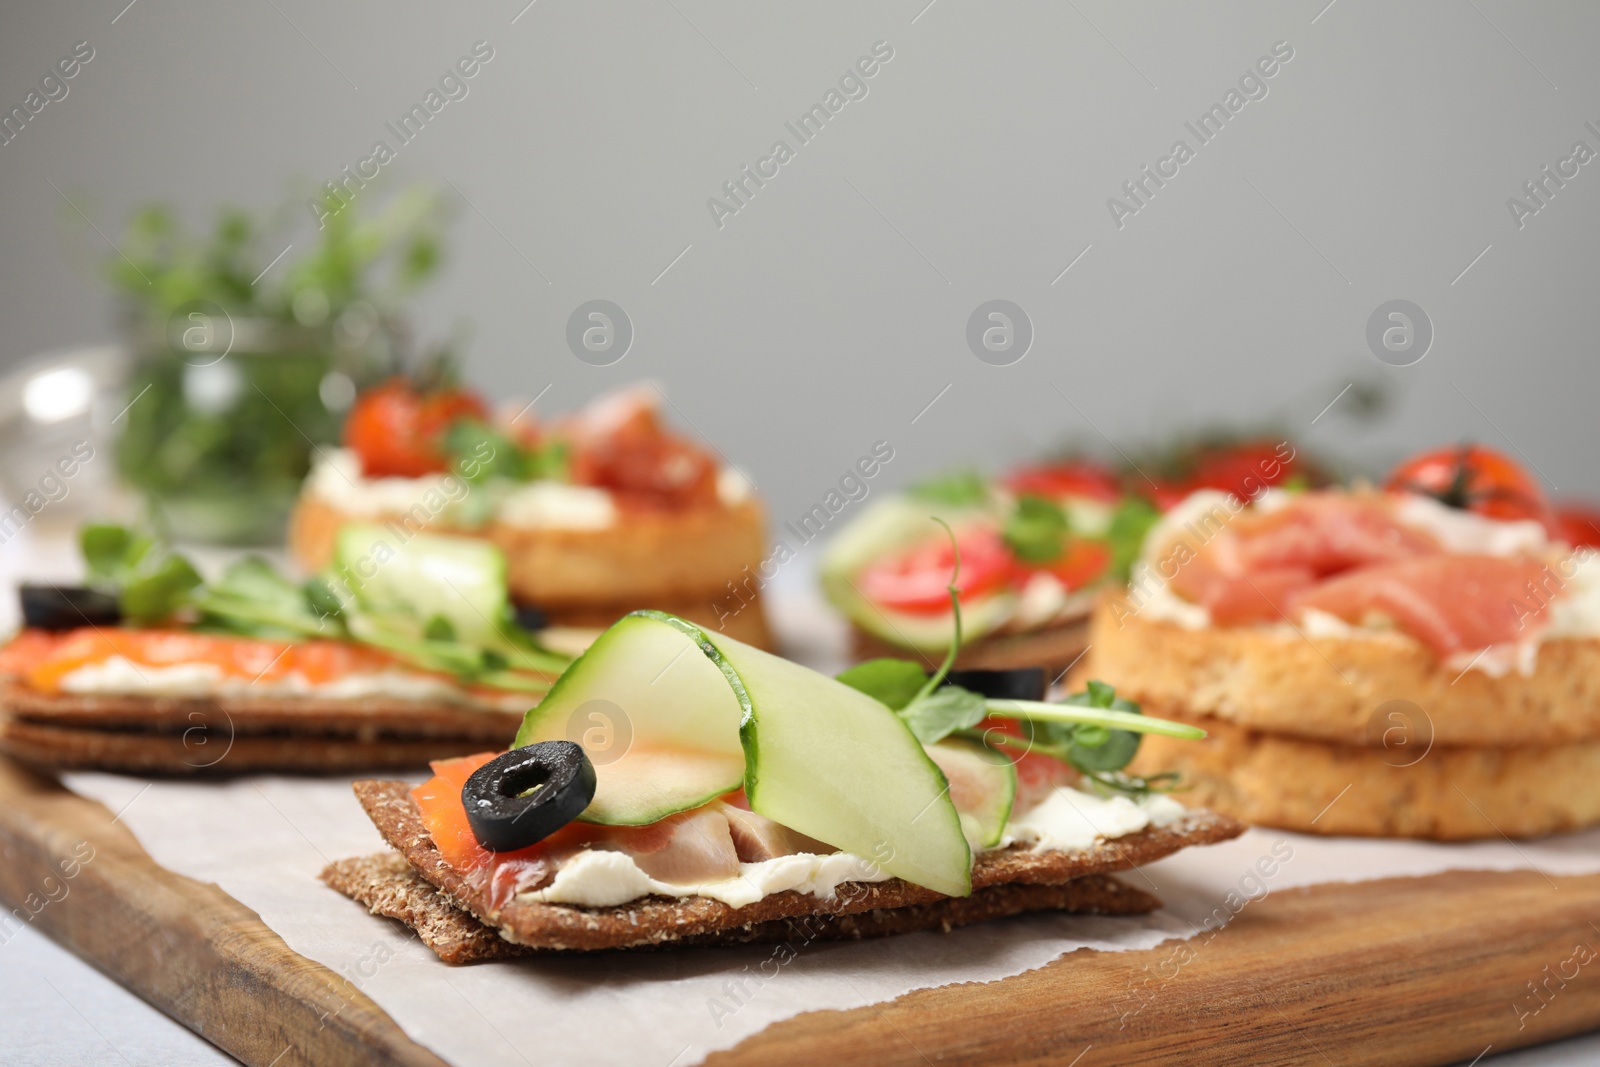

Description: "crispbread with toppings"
321 852 1162 963
0 681 522 736
851 618 1090 674
0 714 503 775
341 778 1242 953
0 679 521 774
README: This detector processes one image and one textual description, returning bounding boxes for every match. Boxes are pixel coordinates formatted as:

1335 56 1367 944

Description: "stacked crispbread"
321 779 1244 960
0 682 523 774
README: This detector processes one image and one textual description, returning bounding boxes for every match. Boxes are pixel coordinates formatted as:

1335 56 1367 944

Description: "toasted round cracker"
1090 595 1600 748
1129 713 1600 840
289 494 774 649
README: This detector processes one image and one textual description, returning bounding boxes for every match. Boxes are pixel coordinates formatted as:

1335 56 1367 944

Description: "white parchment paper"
56 570 1600 1066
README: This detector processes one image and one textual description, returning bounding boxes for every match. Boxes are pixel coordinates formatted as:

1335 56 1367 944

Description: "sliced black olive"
943 667 1047 703
512 603 549 633
19 585 121 631
462 741 596 852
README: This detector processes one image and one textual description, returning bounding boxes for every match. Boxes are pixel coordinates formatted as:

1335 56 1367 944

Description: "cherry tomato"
1143 481 1196 512
1136 440 1307 511
1189 441 1300 493
344 378 488 478
857 526 1014 615
1003 461 1121 504
1017 538 1113 592
1385 444 1554 528
1554 503 1600 548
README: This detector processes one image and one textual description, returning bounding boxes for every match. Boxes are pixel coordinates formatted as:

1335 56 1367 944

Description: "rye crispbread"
1090 596 1600 747
321 852 1161 964
0 681 523 737
850 617 1091 674
345 779 1242 952
288 495 774 649
1129 713 1600 840
0 715 502 775
0 675 527 774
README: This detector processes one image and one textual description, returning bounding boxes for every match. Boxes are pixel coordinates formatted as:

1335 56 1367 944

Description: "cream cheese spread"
304 448 474 521
519 846 891 910
516 785 1187 909
305 447 751 530
496 481 615 530
56 655 518 708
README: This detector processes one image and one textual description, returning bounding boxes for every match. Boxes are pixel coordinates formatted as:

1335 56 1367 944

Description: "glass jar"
115 305 392 545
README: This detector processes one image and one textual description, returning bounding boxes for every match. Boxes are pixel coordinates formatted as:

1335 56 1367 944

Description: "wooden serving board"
0 758 445 1067
1 755 1597 1067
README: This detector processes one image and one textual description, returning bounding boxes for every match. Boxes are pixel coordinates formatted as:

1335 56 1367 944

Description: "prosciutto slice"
1293 554 1552 659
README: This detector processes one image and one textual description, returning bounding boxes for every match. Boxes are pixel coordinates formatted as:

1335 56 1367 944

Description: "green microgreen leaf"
1105 495 1162 582
899 685 989 745
836 658 929 711
195 556 345 639
119 554 203 624
1003 494 1070 563
445 419 570 487
81 524 139 582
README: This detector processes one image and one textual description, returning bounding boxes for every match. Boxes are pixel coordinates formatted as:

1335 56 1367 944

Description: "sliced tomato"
1554 503 1600 548
1003 461 1121 504
857 525 1014 615
1385 444 1554 529
1016 538 1113 592
343 377 489 478
1140 440 1309 511
1186 440 1302 497
1142 480 1196 512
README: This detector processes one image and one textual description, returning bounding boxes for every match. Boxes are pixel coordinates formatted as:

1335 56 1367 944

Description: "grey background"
1 0 1596 524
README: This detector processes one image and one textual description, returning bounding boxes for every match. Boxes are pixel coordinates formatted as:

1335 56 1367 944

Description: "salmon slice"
5 626 556 697
1293 554 1553 658
15 627 406 693
0 629 68 675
